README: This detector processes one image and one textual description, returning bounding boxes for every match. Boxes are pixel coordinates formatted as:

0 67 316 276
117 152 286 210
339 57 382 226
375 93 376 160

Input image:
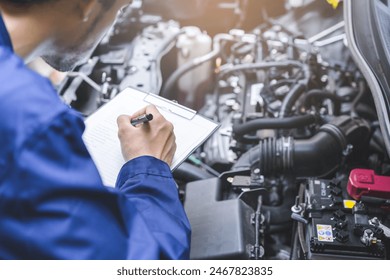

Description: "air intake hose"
233 116 370 177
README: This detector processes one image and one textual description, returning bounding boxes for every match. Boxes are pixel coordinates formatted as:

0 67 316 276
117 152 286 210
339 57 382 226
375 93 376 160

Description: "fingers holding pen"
116 106 177 166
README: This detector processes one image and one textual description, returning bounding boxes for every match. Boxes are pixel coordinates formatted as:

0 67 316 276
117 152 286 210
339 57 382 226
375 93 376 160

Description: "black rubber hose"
173 162 215 182
302 89 342 115
292 129 345 177
268 79 296 90
233 116 370 177
232 114 317 137
279 63 311 118
161 47 221 99
279 83 306 118
233 137 292 174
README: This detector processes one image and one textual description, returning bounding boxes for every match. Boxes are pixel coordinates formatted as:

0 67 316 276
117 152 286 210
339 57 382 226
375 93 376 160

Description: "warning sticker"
316 224 334 242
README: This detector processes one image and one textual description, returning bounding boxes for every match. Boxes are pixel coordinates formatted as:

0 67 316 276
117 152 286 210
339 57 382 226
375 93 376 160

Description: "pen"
131 113 153 126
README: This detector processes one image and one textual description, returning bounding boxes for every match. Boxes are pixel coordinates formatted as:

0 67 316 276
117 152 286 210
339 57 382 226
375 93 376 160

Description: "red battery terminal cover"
347 169 390 200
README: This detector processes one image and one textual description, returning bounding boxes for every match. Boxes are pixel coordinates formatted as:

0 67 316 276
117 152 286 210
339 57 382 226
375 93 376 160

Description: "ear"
77 0 100 22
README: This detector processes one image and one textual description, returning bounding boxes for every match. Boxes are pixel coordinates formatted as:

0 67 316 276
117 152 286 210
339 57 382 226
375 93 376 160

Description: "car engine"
58 0 390 259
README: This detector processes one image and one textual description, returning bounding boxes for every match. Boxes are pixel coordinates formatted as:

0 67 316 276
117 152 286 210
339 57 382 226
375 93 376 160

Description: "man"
0 0 190 259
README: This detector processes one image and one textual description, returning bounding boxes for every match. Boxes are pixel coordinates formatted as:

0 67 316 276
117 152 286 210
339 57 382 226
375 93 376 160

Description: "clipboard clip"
144 94 196 120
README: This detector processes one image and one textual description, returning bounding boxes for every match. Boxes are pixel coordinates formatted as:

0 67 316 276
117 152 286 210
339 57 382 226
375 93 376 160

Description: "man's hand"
117 105 176 166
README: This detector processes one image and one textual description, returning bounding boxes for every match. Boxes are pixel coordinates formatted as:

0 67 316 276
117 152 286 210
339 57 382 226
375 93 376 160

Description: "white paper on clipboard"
82 87 220 187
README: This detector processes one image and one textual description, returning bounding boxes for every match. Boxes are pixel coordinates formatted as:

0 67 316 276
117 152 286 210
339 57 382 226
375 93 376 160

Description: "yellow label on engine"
343 200 356 209
327 0 340 9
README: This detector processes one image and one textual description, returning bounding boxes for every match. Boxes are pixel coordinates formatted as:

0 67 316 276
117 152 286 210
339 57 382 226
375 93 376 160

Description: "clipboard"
82 87 220 187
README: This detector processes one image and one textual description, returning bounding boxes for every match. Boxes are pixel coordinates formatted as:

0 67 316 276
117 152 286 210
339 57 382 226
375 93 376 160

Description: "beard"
41 54 81 72
40 10 113 72
40 8 113 72
41 39 97 72
41 44 96 72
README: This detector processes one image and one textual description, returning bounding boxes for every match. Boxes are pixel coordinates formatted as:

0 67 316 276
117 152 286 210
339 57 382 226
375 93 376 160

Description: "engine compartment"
58 0 390 259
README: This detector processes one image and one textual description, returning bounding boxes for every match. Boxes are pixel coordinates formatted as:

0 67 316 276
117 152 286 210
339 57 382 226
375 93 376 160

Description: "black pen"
131 113 153 126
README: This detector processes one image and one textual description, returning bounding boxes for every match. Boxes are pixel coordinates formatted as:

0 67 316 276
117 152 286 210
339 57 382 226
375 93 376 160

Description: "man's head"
0 0 131 71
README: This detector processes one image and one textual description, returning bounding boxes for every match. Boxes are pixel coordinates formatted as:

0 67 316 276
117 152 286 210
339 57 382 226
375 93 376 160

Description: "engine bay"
58 0 390 260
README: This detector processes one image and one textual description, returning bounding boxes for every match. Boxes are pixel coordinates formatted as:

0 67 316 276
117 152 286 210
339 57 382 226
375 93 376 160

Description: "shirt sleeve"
0 109 191 260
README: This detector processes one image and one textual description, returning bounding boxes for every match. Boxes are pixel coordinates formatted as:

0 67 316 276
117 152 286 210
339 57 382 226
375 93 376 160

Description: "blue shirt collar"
0 13 13 52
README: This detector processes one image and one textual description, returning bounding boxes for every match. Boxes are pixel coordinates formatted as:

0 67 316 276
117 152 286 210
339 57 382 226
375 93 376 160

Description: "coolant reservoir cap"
347 169 390 200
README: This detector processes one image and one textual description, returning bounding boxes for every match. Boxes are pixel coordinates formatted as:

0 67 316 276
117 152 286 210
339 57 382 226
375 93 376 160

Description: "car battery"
305 179 387 259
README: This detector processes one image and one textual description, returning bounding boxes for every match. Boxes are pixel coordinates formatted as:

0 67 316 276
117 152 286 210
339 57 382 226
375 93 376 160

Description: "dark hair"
1 0 115 8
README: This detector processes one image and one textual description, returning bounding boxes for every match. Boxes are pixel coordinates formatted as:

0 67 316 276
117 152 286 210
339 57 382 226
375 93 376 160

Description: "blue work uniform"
0 14 190 259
